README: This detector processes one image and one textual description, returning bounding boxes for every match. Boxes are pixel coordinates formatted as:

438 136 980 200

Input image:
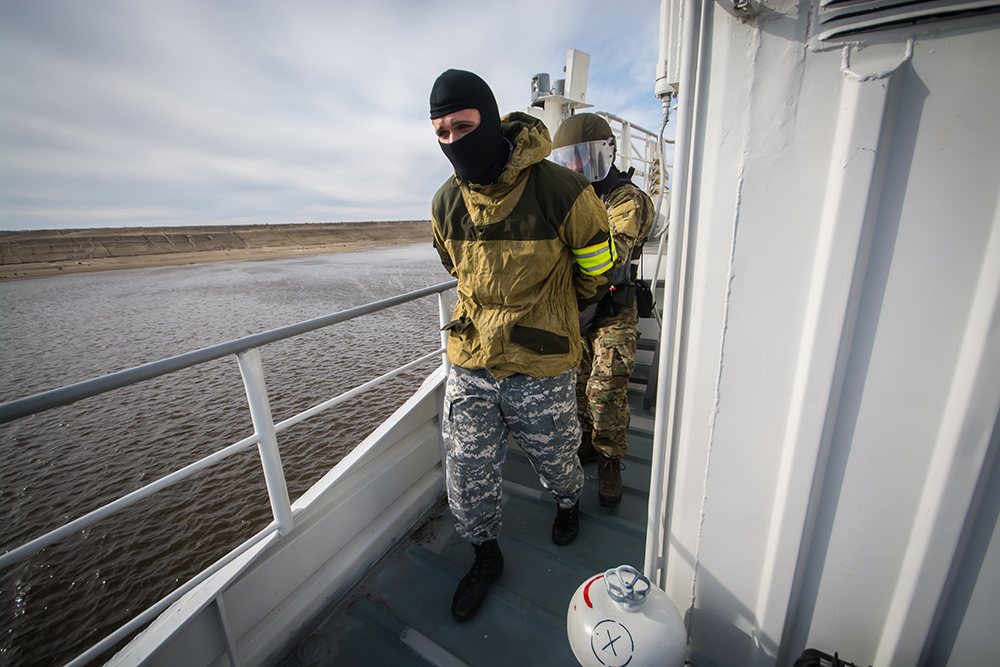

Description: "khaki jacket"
432 112 613 378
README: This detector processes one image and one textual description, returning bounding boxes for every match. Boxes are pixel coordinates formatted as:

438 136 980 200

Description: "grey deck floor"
276 391 654 667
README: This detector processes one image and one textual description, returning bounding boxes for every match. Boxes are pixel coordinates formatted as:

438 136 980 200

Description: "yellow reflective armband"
572 237 617 276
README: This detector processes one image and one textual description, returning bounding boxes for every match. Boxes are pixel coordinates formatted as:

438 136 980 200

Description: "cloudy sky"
0 0 666 231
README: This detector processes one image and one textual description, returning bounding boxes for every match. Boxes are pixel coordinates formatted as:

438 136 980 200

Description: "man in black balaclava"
429 69 616 621
429 68 510 185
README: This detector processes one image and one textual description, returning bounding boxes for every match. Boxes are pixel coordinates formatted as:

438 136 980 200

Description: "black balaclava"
430 69 508 185
592 164 622 200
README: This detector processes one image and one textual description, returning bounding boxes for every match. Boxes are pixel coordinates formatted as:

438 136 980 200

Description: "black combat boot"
552 500 580 545
598 456 623 508
452 539 504 621
578 431 599 465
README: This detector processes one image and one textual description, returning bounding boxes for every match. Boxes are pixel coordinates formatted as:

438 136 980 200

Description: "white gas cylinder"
567 565 685 667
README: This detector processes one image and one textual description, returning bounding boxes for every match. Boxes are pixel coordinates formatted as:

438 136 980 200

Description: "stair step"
637 337 657 351
631 364 651 384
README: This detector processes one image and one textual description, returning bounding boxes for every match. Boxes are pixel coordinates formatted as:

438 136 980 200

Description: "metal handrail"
65 523 282 667
0 280 458 424
0 431 262 569
2 277 458 665
0 346 447 569
597 111 675 198
0 279 456 564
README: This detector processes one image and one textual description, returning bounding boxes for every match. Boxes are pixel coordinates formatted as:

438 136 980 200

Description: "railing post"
621 121 633 172
437 291 452 375
236 348 294 536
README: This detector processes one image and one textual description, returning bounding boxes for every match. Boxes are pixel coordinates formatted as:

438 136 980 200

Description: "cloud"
0 0 663 230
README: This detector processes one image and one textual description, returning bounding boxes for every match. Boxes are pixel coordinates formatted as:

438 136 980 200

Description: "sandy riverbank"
0 221 432 280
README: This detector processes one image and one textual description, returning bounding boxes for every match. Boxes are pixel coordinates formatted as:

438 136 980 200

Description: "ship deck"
273 390 655 667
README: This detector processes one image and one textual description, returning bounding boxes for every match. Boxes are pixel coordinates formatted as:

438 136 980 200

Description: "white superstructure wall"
653 2 1000 666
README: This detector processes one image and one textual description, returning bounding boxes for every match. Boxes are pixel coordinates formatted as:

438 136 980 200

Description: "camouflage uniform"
577 179 656 459
443 365 584 543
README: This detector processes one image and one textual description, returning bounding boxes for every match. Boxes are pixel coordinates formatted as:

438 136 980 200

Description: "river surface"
0 243 450 666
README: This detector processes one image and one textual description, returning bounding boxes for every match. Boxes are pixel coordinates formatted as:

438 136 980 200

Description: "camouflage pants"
443 365 584 544
577 303 638 459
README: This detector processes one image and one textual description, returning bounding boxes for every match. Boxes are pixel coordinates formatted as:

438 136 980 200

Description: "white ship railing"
0 279 457 666
597 111 669 198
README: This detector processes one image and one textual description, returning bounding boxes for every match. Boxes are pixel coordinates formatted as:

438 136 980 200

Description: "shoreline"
0 239 429 280
0 221 431 280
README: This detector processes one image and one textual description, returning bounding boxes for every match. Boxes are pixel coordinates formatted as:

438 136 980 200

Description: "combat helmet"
550 113 616 182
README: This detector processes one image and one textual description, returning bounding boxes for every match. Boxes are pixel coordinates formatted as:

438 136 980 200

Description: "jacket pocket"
442 316 474 334
510 324 570 356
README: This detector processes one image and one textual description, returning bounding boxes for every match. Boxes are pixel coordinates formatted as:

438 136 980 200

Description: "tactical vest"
598 168 653 317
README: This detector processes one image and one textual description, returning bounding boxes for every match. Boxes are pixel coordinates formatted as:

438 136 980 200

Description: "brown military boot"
598 456 623 508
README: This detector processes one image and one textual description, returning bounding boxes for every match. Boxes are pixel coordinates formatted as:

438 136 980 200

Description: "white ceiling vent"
816 0 1000 40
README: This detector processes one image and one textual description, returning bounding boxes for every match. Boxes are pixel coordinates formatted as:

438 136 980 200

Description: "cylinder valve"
567 565 685 667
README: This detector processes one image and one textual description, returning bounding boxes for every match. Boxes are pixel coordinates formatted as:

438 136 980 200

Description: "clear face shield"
550 139 615 182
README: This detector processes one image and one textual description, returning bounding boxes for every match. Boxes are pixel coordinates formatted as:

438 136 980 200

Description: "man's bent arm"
560 187 615 308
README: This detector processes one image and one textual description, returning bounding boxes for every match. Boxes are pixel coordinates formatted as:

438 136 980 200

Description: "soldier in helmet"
551 113 656 508
429 70 615 621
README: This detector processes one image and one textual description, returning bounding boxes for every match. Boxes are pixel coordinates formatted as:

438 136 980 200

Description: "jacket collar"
459 112 552 196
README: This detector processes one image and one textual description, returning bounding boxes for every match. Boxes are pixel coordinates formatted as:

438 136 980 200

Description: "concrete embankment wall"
0 221 433 279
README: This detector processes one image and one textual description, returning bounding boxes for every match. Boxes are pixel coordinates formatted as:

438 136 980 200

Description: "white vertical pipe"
644 0 700 585
650 231 667 329
656 0 680 99
237 348 293 536
647 94 673 304
437 291 452 375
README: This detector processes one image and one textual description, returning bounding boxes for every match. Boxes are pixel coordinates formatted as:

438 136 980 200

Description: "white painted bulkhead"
649 2 1000 666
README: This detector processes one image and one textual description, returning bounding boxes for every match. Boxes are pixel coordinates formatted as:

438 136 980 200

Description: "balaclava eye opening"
430 69 508 185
